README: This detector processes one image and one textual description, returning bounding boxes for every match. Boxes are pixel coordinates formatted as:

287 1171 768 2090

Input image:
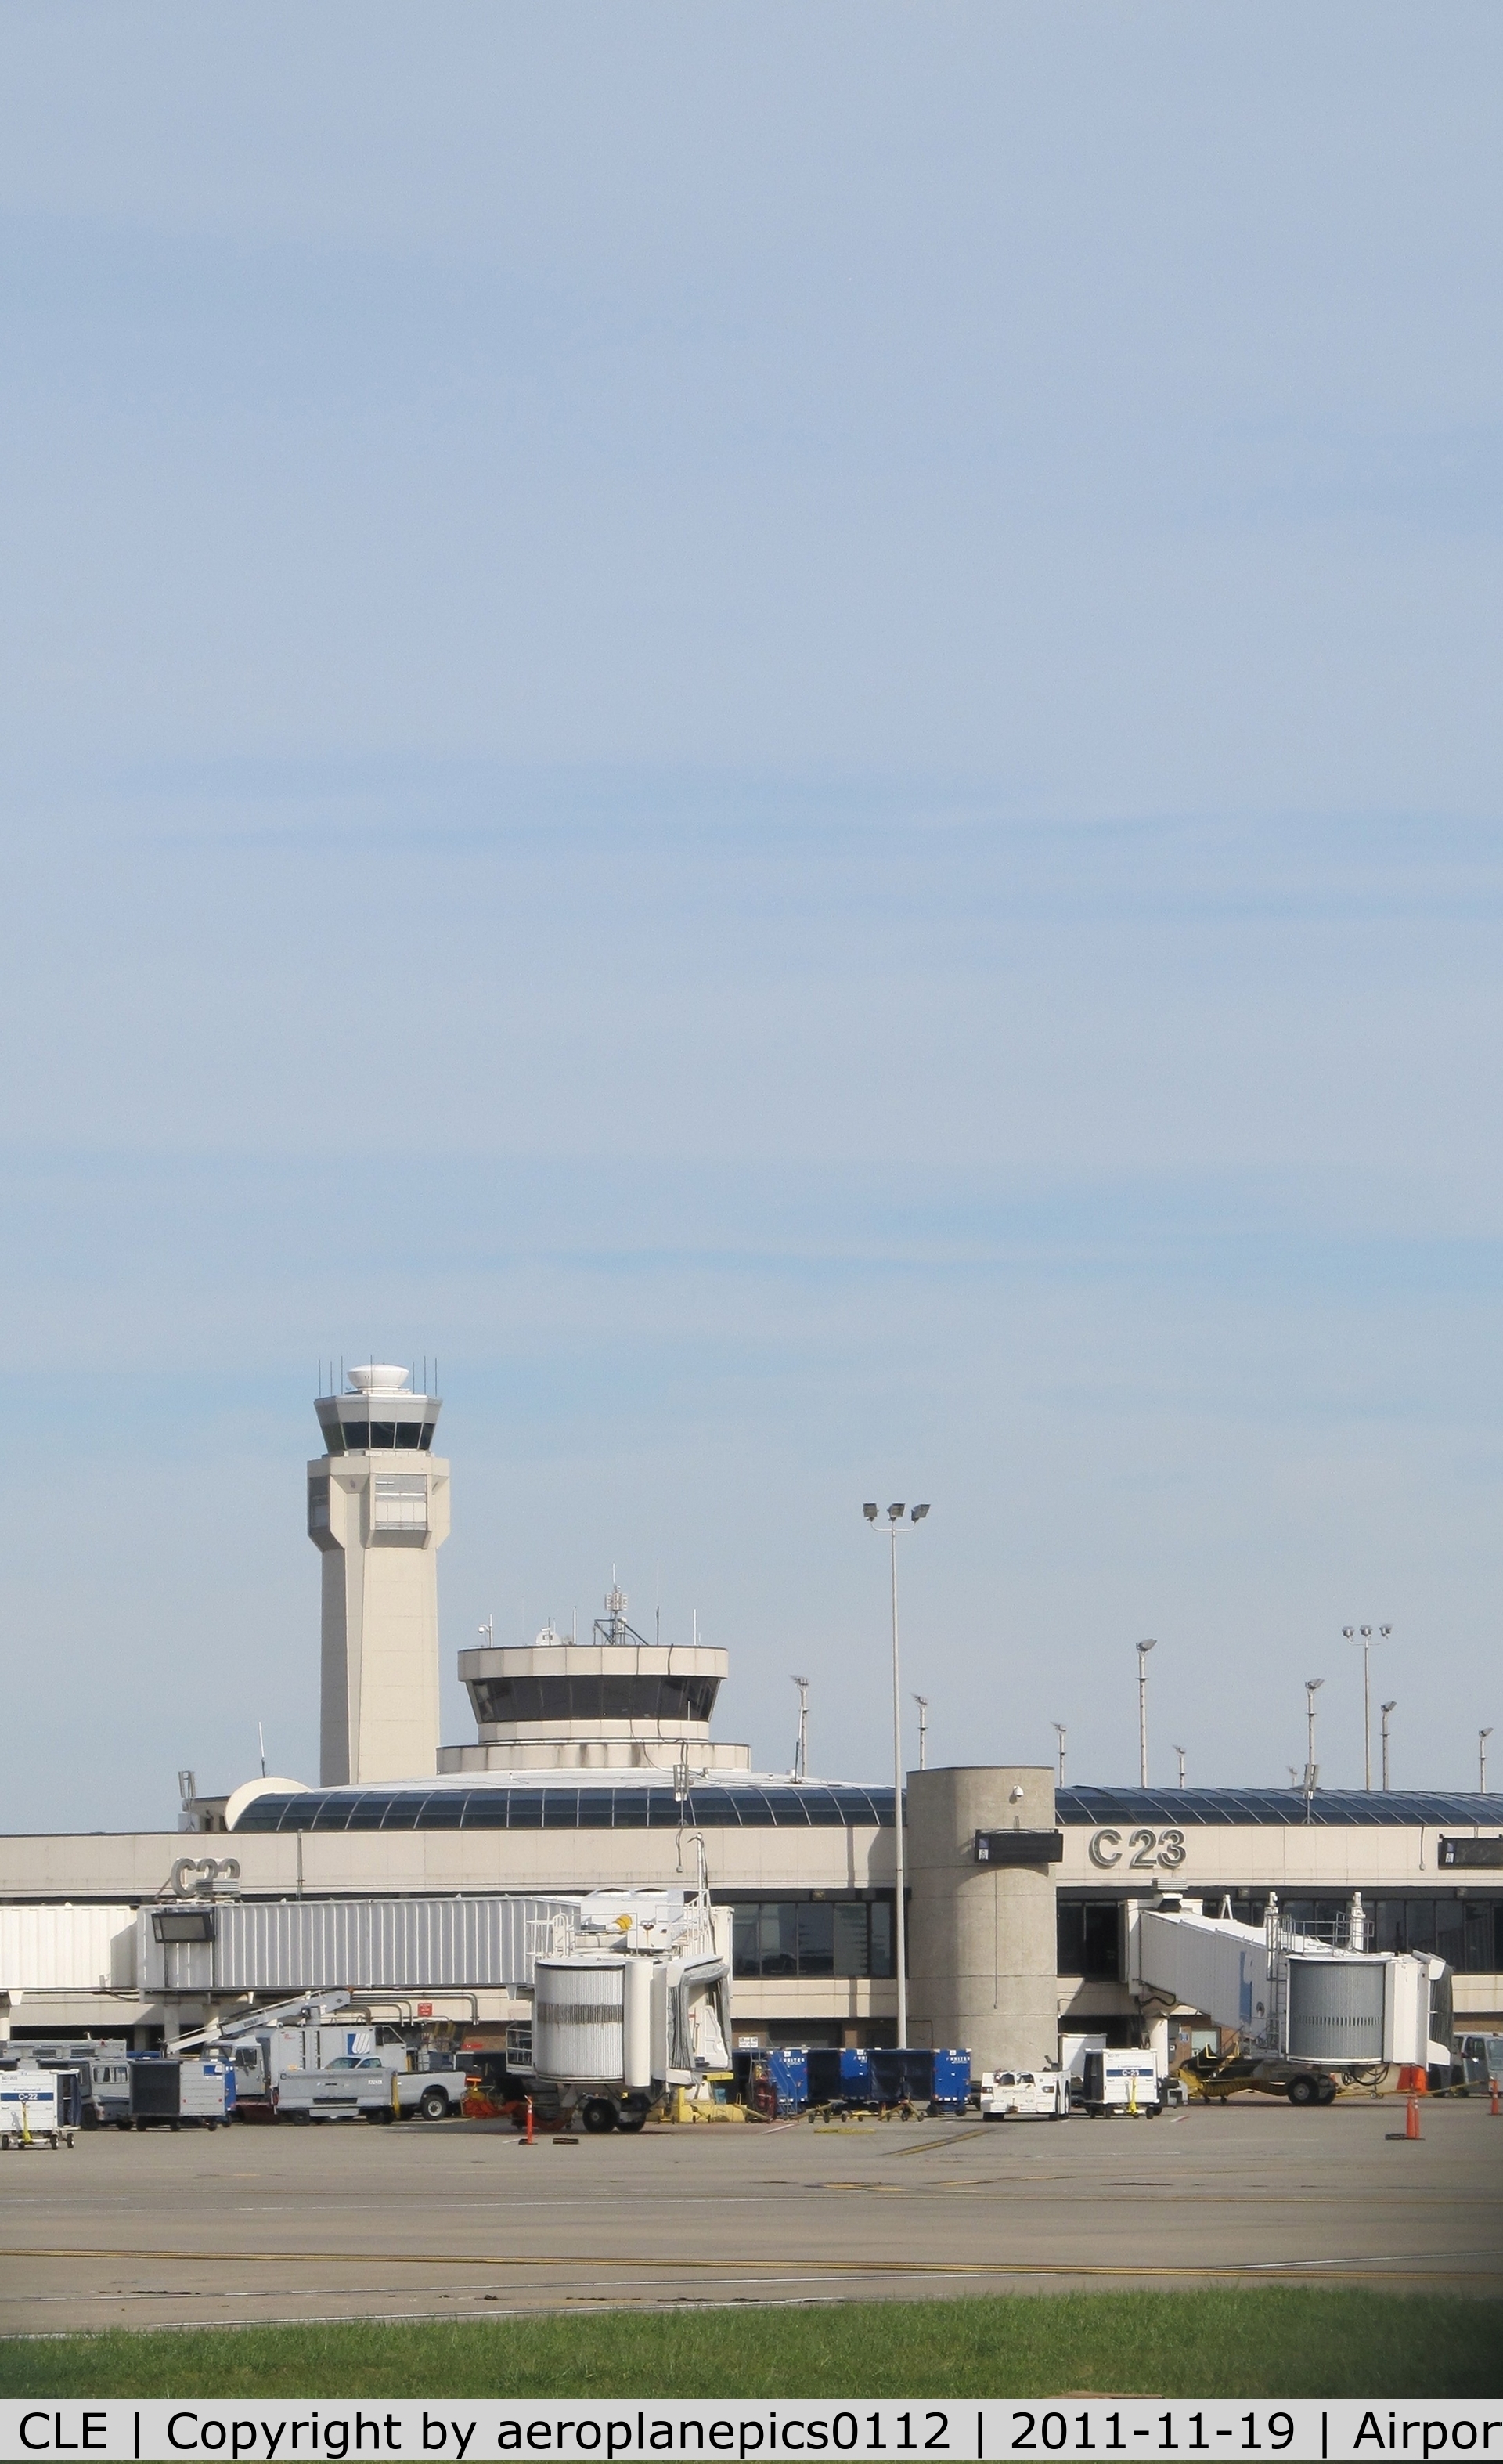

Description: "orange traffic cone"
1404 2094 1421 2140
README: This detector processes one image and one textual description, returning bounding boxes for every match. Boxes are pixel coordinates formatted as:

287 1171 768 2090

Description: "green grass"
1 2292 1498 2401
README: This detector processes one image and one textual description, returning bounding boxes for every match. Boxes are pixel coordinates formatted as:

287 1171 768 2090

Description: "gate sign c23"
1088 1825 1186 1871
5 2400 1502 2461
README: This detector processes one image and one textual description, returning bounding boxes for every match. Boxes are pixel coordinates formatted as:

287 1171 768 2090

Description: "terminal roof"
1057 1785 1501 1828
230 1778 1503 1834
233 1780 899 1833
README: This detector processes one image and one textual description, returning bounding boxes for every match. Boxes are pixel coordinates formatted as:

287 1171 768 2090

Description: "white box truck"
1080 2048 1163 2116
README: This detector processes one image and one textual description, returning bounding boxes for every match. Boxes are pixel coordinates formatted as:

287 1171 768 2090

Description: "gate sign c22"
1089 1825 1187 1871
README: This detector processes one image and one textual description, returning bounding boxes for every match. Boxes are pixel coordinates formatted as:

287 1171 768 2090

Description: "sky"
1 3 1501 1831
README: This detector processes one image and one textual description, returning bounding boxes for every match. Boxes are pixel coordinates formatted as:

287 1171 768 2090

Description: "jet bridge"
1126 1894 1451 2101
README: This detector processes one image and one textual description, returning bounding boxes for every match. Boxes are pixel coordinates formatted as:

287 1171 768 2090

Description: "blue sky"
2 5 1500 1827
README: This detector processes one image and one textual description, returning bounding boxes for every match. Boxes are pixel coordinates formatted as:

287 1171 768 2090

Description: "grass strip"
1 2290 1499 2400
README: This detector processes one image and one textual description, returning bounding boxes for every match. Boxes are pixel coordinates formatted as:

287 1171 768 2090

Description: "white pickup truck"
275 2053 469 2124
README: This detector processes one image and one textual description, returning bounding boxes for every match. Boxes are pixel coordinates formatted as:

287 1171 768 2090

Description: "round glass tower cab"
440 1587 751 1775
315 1362 439 1456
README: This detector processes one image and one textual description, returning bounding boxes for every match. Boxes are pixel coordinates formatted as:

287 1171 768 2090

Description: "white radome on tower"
347 1363 412 1394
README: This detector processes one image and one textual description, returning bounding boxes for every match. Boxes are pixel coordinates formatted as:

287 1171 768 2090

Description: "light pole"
1380 1701 1396 1791
1173 1744 1186 1788
914 1694 929 1772
1483 1728 1494 1793
1343 1624 1391 1790
1136 1640 1156 1786
791 1676 810 1782
1303 1679 1324 1819
863 1500 929 2051
1051 1723 1066 1786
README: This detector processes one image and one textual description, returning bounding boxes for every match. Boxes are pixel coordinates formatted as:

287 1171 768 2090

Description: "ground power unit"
128 2058 234 2130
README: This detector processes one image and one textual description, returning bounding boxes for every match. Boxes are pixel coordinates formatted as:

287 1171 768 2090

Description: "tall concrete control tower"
308 1365 450 1785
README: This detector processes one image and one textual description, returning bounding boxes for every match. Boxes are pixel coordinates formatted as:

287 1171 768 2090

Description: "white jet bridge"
1126 1892 1452 2105
526 1857 733 2135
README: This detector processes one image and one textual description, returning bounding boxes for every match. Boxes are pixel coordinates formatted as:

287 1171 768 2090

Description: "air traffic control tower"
308 1365 451 1785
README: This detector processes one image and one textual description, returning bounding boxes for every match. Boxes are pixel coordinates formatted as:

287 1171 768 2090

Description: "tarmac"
2 2094 1501 2335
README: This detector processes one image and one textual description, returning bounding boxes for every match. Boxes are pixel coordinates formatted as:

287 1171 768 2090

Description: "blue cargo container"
868 2047 931 2105
765 2047 808 2116
816 2048 972 2112
747 2044 971 2117
932 2049 971 2110
805 2047 873 2107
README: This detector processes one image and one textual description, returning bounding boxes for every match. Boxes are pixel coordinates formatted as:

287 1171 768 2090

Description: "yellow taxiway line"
2 2248 1492 2285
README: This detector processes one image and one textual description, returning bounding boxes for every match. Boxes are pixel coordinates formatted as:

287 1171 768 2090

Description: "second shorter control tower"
439 1587 749 1774
308 1365 450 1787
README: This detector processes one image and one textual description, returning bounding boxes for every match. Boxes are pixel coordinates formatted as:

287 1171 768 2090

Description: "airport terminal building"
2 1370 1499 2068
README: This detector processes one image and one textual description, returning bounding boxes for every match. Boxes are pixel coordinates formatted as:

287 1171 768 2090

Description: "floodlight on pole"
1483 1727 1494 1794
1135 1639 1157 1787
863 1499 931 2050
1173 1744 1186 1788
1380 1700 1397 1791
1345 1623 1389 1791
1051 1722 1066 1785
914 1694 929 1771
